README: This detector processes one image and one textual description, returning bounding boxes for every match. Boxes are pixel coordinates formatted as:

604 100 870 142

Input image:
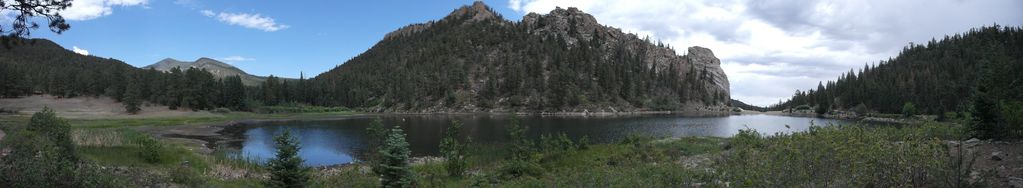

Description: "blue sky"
34 0 523 79
21 0 1023 106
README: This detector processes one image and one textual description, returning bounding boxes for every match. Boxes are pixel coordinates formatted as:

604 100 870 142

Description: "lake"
231 114 849 166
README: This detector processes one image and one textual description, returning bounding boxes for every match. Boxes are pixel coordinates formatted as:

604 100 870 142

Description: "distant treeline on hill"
0 37 319 112
764 25 1023 139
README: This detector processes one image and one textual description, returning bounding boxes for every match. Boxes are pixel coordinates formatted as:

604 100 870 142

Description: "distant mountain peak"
144 57 266 86
385 2 501 40
445 1 499 22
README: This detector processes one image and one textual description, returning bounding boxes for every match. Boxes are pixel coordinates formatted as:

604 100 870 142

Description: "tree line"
0 38 319 113
769 25 1023 139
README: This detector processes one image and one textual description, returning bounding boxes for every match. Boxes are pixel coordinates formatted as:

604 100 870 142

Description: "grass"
3 111 984 187
70 128 273 187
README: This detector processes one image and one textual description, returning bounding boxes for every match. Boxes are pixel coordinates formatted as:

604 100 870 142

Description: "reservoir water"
232 114 849 166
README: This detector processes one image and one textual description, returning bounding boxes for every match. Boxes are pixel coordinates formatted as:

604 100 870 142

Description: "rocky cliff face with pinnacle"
313 2 730 113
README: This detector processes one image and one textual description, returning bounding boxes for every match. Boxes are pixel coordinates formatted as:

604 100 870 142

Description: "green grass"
5 110 982 187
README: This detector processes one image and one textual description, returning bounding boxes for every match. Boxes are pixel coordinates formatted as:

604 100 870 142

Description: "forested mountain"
311 2 730 112
770 25 1023 116
730 99 767 112
144 58 267 86
0 37 298 112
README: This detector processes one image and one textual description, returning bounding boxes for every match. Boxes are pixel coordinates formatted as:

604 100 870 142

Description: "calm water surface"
233 114 849 166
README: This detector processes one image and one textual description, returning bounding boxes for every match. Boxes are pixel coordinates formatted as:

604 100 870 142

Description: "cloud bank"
508 0 1023 106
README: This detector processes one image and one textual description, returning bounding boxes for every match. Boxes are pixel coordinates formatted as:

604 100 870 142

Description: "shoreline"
143 110 738 155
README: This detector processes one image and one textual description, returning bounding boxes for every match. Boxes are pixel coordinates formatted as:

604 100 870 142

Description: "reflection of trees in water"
236 114 852 166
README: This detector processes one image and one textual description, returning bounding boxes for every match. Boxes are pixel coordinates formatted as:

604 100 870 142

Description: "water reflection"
233 114 848 166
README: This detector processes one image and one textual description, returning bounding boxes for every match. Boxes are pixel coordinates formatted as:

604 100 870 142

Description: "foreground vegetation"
1 109 995 187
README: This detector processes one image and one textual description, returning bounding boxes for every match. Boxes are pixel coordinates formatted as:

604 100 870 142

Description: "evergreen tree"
365 118 388 175
265 129 310 188
221 76 247 110
123 74 142 114
970 82 1006 139
377 128 413 188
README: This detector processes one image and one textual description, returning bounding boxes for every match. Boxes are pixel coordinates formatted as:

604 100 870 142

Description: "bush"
1000 100 1023 138
137 137 165 164
902 102 917 118
439 120 469 177
0 108 120 187
720 124 971 187
852 103 868 116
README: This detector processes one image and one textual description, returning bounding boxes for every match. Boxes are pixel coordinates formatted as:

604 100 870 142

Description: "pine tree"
265 129 310 188
377 128 413 188
123 74 143 114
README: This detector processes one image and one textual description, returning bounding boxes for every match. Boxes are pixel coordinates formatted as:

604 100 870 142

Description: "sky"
10 0 1023 106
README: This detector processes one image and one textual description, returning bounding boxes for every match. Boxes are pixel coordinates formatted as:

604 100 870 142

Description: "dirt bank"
0 95 215 119
949 138 1023 187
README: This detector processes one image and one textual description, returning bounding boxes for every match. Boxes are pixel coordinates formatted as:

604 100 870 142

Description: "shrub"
0 108 119 187
720 124 971 187
439 120 469 177
137 137 164 164
365 118 388 175
902 102 917 118
852 103 868 116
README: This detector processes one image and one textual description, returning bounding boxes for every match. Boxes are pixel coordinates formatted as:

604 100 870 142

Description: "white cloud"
201 10 215 17
220 56 255 62
71 46 89 56
509 0 1023 106
61 0 148 21
201 10 289 32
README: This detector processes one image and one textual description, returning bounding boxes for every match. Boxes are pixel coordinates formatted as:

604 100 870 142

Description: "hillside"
311 2 730 112
0 38 139 98
0 37 251 112
144 58 266 86
772 25 1023 115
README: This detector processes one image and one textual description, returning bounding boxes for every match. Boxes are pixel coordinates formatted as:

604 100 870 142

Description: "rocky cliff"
312 2 730 112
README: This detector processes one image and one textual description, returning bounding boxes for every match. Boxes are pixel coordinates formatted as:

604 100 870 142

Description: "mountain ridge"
311 2 731 112
143 57 267 86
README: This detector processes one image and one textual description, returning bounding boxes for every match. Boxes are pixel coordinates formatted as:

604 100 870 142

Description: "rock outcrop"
313 2 731 112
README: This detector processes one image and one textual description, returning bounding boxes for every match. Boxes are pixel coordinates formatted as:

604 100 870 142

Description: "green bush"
439 120 469 177
0 108 121 187
720 123 970 187
137 137 165 164
902 102 917 117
